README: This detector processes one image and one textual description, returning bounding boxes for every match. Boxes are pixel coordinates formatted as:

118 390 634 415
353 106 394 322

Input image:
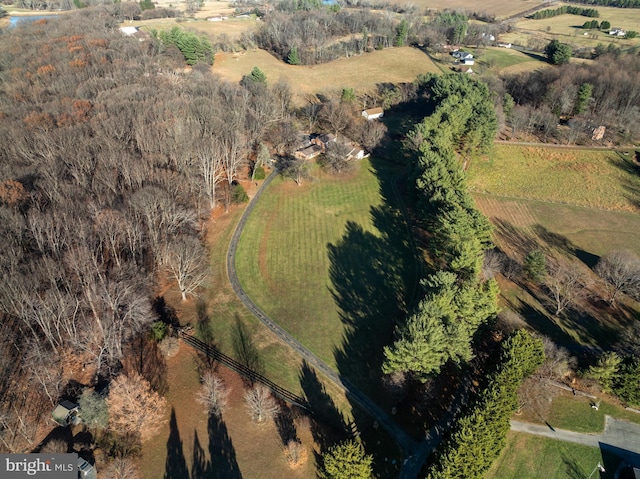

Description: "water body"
7 14 59 28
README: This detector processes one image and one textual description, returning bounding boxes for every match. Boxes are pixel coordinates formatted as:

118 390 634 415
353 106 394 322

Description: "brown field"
138 344 318 479
212 47 440 102
388 0 544 19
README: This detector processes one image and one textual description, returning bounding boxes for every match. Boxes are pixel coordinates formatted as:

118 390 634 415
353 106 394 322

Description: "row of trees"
425 330 545 478
382 74 499 382
530 6 600 19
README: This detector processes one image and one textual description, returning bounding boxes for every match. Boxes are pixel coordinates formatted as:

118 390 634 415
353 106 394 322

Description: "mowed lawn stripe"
235 162 386 369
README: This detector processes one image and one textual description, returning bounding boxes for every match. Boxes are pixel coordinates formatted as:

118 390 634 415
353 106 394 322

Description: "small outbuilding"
362 107 384 120
52 400 80 427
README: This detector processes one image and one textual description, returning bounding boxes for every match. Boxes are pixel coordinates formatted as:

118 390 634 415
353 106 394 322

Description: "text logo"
0 454 78 478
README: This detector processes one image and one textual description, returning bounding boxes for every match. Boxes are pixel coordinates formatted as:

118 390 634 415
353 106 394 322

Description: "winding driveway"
226 171 418 455
226 170 477 478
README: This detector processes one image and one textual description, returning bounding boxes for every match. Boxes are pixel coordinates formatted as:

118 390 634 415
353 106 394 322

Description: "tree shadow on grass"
299 360 348 453
164 408 189 479
122 332 168 395
329 202 419 396
608 153 640 211
207 413 241 479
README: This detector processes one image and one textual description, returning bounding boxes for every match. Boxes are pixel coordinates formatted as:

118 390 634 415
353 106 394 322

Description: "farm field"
474 46 549 74
387 0 541 20
503 4 640 50
131 16 258 42
234 160 420 398
475 192 640 346
212 47 440 103
467 145 640 213
485 432 612 479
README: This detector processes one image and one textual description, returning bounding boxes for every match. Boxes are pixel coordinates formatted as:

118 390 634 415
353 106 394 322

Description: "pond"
6 14 59 28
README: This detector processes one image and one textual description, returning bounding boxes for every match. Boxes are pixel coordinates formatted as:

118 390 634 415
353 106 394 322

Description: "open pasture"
467 145 640 213
475 46 549 73
504 4 640 50
212 47 440 102
234 161 419 396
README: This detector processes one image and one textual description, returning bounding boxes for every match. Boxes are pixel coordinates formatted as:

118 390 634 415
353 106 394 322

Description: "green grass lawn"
234 159 419 398
468 145 640 213
535 393 640 433
485 432 613 479
478 47 540 70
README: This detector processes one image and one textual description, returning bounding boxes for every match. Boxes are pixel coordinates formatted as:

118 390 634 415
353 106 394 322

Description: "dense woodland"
0 9 294 453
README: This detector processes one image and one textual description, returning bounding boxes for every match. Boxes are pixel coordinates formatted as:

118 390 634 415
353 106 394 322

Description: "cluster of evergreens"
425 330 545 479
382 74 499 382
530 6 599 19
570 0 640 8
582 19 609 29
155 26 214 65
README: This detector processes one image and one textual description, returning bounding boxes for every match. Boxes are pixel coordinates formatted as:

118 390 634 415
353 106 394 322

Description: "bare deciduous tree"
318 141 355 176
321 100 353 136
244 385 280 423
284 440 307 468
196 371 229 417
545 262 586 316
162 236 208 302
106 372 168 442
102 457 141 479
594 249 640 304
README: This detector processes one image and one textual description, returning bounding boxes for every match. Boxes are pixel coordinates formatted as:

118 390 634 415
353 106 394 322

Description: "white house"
609 28 627 36
462 58 475 65
362 107 384 120
119 26 139 36
452 51 474 61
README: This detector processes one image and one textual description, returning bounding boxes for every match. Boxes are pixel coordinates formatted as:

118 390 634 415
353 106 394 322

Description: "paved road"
512 416 640 462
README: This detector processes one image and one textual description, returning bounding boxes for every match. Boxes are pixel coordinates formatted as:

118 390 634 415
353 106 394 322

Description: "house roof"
363 107 384 116
297 144 323 158
315 133 336 144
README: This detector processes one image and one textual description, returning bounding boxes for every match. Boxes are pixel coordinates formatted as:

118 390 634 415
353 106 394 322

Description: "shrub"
231 183 249 204
252 165 266 180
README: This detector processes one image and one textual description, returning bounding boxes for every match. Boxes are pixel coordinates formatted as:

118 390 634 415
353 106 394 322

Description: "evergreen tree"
426 330 544 479
544 39 572 65
249 66 267 83
320 440 373 479
395 19 409 47
587 352 622 392
524 249 547 282
575 83 593 114
287 46 300 65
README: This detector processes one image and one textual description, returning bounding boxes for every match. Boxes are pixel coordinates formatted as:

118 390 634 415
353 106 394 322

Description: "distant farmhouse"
609 28 627 36
362 107 384 120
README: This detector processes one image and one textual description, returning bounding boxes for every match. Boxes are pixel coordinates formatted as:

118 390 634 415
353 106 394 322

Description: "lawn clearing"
138 344 318 479
212 47 440 104
467 145 640 213
544 392 640 433
234 160 419 399
476 46 546 73
485 432 613 479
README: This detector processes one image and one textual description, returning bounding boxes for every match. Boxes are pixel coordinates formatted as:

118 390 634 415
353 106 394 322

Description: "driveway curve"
226 171 418 455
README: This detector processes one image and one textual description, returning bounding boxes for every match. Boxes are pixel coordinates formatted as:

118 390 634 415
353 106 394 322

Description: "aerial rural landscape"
0 0 639 477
